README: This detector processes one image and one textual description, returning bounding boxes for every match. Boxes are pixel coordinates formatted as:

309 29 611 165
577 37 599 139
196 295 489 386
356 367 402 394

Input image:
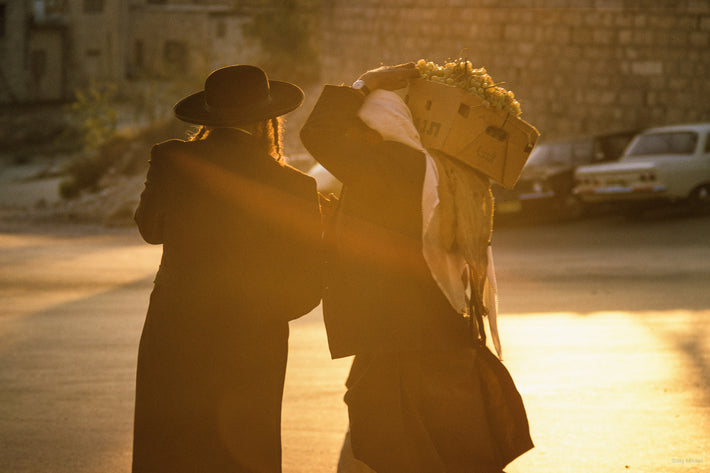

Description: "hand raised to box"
356 63 420 91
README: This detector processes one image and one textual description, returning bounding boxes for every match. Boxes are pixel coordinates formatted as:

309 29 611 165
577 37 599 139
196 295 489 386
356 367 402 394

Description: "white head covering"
358 89 425 153
357 89 502 357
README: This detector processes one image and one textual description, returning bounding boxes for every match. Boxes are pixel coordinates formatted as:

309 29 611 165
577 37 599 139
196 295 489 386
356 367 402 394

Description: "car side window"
626 132 698 156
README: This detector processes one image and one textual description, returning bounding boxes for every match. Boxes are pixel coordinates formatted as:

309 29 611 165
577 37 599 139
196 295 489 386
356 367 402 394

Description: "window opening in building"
163 40 187 74
216 20 226 38
46 0 69 16
0 4 6 38
83 0 104 14
30 49 48 84
134 40 144 72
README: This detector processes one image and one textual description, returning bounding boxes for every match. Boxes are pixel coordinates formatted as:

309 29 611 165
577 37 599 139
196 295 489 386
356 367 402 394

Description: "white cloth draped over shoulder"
358 89 502 358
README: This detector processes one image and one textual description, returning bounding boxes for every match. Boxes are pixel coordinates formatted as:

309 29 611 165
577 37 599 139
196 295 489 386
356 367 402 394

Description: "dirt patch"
0 119 181 228
0 156 143 228
0 114 318 230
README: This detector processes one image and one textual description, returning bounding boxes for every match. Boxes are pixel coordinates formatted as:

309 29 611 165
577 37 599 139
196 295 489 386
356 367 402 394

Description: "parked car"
574 123 710 213
493 130 638 220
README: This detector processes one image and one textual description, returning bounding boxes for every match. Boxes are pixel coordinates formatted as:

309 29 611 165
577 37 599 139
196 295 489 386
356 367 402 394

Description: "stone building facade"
315 0 710 139
126 2 262 81
0 0 130 103
2 1 708 141
0 0 264 105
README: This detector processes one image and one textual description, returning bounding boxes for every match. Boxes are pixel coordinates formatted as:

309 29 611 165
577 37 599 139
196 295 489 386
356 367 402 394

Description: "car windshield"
526 142 574 167
625 131 698 156
526 139 595 167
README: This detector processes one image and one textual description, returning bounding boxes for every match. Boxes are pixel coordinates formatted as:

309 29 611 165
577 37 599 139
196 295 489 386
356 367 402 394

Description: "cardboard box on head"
405 78 540 189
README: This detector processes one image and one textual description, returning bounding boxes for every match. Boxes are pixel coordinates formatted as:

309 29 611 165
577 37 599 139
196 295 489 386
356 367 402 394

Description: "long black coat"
132 127 322 473
300 86 471 358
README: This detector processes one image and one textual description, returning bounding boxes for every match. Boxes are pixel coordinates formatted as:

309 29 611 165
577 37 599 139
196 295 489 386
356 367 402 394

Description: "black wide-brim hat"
174 65 304 127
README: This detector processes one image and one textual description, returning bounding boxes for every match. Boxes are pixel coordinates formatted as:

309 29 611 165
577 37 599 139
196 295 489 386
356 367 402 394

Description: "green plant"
67 80 119 151
56 81 122 199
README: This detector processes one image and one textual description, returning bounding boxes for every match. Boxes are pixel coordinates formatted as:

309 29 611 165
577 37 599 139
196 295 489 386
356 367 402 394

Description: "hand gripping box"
405 78 540 189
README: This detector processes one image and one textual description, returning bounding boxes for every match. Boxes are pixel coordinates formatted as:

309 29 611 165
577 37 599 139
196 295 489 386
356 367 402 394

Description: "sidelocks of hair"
188 126 209 141
256 117 284 164
186 119 284 164
269 117 284 164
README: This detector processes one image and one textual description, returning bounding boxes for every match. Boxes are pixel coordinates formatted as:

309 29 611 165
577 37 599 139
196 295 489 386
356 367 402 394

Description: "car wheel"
561 195 585 220
689 184 710 214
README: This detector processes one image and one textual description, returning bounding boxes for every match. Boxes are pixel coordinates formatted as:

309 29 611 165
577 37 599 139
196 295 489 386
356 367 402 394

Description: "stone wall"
315 1 710 140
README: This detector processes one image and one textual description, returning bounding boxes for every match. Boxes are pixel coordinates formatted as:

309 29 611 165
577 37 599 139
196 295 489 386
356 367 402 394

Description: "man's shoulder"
150 138 191 158
272 161 318 195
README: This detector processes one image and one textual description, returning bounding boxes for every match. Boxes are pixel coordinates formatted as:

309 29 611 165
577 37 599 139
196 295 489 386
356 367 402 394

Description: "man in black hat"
132 65 323 473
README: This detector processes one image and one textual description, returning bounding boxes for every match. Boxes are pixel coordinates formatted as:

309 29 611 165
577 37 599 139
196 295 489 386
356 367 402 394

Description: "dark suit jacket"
133 127 322 473
301 85 470 358
135 127 322 317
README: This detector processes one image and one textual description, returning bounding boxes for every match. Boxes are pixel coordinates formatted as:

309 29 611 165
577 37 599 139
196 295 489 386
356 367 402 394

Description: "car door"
690 131 710 192
663 131 710 198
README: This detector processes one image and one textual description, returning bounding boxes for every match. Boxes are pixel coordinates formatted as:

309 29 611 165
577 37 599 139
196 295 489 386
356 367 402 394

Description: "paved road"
1 213 709 472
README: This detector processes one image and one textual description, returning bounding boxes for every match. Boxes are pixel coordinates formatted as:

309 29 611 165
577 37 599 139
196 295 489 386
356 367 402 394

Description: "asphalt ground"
0 213 709 473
